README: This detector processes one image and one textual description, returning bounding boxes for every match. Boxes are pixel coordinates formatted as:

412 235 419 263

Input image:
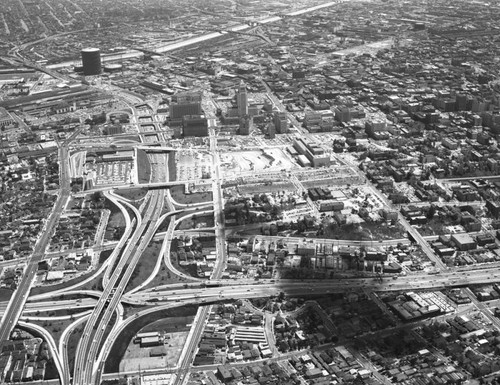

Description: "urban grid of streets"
2 1 500 385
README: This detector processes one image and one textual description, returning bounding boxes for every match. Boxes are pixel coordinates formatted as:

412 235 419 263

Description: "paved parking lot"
93 161 132 185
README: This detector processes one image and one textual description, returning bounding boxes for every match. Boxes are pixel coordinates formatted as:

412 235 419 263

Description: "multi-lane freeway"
5 267 500 324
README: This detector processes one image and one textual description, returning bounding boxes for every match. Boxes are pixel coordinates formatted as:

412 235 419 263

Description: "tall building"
267 122 276 139
239 115 252 135
334 106 352 123
170 92 203 125
237 81 248 117
183 115 208 137
273 112 288 134
170 103 202 120
81 48 101 76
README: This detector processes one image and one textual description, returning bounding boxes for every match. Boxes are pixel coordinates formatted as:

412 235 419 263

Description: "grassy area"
105 197 126 231
177 214 214 231
67 322 86 374
122 304 148 319
104 305 198 373
142 265 188 290
125 240 162 292
79 271 104 292
99 250 114 264
30 308 88 318
169 185 212 206
136 148 152 183
0 288 13 301
28 318 74 347
157 215 173 232
115 188 148 202
141 316 194 333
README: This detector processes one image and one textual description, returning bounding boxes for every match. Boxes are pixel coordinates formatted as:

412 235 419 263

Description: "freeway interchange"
6 204 500 385
0 91 498 385
2 137 500 385
0 82 496 385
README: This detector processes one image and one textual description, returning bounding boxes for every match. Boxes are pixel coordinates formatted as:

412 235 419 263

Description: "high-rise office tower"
170 103 202 120
183 115 208 137
169 92 203 126
237 81 248 117
267 122 276 139
239 115 252 135
273 112 288 134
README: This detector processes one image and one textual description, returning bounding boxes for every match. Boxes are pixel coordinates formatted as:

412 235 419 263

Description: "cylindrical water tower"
81 48 101 76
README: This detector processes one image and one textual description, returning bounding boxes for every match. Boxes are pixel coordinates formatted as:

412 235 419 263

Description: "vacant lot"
169 185 212 206
177 214 214 231
67 323 86 373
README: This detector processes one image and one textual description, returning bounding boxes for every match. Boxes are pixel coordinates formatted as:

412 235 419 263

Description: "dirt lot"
177 214 214 231
220 149 295 177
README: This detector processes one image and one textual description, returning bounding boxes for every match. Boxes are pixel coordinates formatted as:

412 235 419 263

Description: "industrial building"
0 107 14 128
140 336 162 348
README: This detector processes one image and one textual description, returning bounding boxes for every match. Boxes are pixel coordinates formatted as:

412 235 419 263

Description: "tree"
300 256 311 268
426 204 437 219
91 191 104 203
